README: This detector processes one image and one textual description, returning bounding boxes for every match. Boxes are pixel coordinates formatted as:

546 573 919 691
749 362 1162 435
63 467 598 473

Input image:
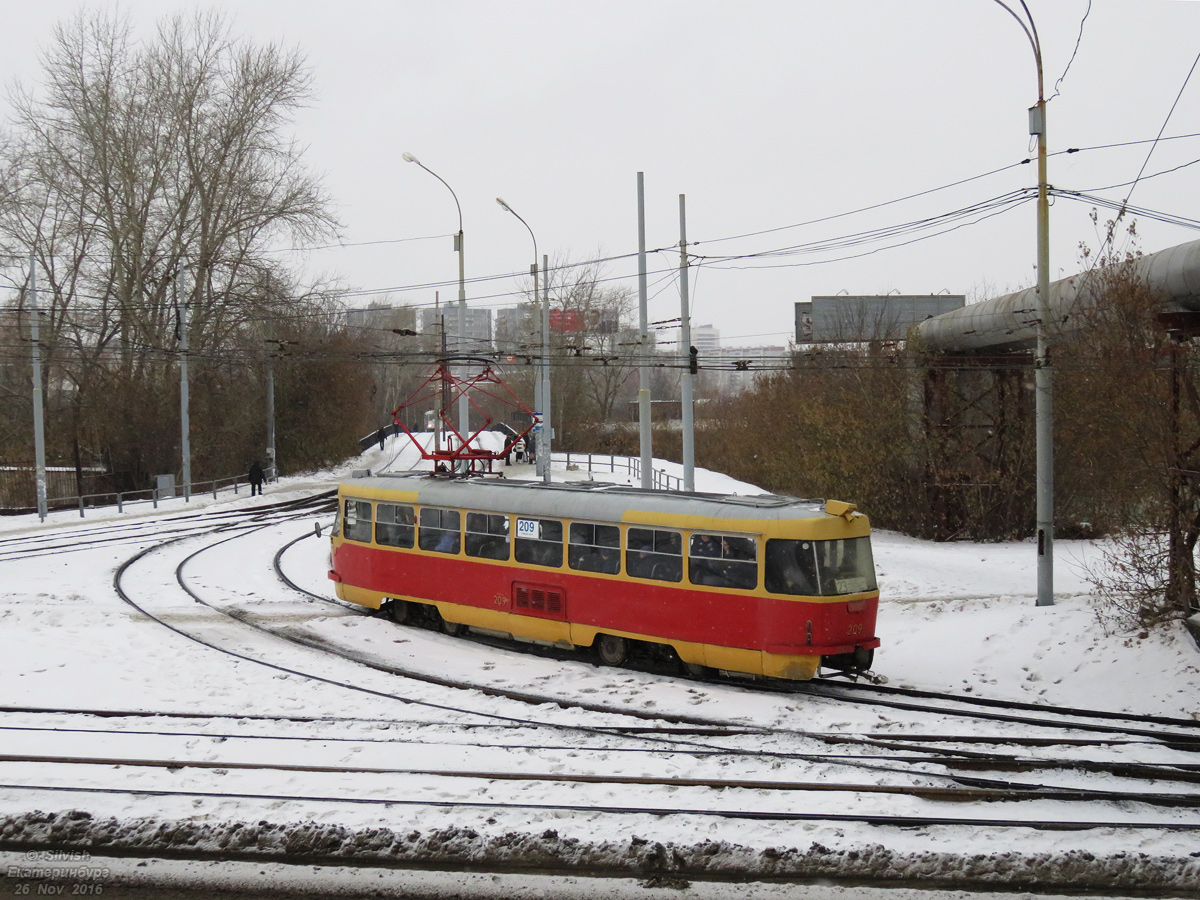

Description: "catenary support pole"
178 271 191 502
457 229 469 457
1025 15 1054 608
266 358 276 482
679 194 695 493
542 253 552 484
28 253 47 522
637 172 652 490
1034 94 1054 607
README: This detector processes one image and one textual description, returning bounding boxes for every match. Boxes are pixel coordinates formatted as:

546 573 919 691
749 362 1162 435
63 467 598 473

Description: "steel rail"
4 751 1200 809
0 499 330 562
802 678 1200 731
1 781 1197 831
6 720 1200 794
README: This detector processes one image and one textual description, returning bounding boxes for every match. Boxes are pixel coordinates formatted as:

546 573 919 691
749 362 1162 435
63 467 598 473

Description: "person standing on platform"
249 460 265 496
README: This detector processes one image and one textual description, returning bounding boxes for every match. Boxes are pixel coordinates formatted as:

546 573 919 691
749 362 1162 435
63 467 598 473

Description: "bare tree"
0 9 338 486
1059 238 1200 626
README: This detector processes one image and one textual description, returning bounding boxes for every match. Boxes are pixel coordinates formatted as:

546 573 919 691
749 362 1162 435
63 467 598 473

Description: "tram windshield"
764 537 877 596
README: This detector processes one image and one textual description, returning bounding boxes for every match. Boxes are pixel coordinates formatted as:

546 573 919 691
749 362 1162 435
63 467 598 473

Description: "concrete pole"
532 288 542 462
178 271 191 501
434 291 443 456
1033 93 1054 607
28 254 47 521
992 0 1053 606
403 154 470 462
266 358 276 482
637 172 653 489
679 194 695 493
456 230 469 463
495 198 543 478
541 253 552 484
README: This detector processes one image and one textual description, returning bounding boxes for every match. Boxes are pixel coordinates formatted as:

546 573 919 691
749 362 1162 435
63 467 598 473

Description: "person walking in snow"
249 460 265 496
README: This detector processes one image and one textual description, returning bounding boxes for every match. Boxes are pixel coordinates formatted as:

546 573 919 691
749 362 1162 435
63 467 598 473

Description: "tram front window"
765 537 876 596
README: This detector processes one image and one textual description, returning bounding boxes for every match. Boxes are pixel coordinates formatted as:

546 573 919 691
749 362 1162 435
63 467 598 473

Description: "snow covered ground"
1 439 1198 897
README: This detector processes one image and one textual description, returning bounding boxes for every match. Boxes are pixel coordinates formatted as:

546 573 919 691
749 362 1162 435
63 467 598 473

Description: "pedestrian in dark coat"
249 460 265 496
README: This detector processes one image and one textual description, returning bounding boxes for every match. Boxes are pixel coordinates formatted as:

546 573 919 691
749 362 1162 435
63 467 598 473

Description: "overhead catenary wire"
9 134 1200 313
6 138 1200 373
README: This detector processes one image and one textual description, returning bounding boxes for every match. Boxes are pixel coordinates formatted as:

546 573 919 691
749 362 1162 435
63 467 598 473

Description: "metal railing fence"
7 453 683 519
552 452 684 491
4 473 259 519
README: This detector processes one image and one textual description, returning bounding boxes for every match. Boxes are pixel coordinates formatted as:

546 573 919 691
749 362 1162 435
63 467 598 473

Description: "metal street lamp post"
403 153 470 454
993 0 1054 607
496 197 551 484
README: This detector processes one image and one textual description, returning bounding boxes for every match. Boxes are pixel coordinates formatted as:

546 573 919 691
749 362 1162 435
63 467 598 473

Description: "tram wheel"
596 634 630 667
384 599 409 625
440 617 465 636
682 662 712 680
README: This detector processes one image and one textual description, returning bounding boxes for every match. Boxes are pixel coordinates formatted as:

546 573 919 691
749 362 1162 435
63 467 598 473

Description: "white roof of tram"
341 472 840 526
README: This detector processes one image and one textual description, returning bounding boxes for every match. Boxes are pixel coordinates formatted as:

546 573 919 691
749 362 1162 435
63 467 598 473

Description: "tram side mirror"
314 521 323 539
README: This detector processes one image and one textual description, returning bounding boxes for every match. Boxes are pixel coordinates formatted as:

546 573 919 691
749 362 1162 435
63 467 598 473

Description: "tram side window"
514 517 563 568
343 499 373 543
688 533 758 590
375 503 415 548
419 507 461 554
626 527 682 583
466 512 510 560
568 523 621 574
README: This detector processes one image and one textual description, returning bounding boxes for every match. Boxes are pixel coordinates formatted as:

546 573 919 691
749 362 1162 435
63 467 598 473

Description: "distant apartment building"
494 303 538 354
345 302 417 336
689 323 721 354
420 306 493 354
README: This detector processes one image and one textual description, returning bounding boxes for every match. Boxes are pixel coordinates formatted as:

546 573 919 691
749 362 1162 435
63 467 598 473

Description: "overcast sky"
3 0 1200 347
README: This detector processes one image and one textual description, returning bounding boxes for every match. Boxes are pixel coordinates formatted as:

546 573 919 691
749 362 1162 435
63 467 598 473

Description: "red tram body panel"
329 474 880 681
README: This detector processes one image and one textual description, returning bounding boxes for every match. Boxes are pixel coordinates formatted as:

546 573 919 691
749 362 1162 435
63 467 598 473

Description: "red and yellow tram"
328 474 880 680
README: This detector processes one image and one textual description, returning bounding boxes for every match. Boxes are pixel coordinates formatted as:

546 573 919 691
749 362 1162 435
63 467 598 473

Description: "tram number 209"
846 623 864 636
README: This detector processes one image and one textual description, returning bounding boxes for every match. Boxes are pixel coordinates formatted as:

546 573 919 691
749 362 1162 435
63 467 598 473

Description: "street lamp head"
402 152 419 164
496 197 512 214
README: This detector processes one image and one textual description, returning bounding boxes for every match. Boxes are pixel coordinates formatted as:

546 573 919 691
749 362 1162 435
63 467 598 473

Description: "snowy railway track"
273 526 1200 749
785 679 1200 743
5 710 1200 800
2 756 1199 831
73 496 1198 847
0 491 335 563
263 527 1200 810
7 701 1200 835
275 527 1200 754
3 707 1200 816
114 503 729 735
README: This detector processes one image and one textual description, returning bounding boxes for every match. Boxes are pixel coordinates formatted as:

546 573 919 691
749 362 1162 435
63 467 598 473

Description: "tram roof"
340 473 839 526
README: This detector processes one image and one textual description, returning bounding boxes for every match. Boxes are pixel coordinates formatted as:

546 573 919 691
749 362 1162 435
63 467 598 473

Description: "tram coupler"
822 667 889 685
